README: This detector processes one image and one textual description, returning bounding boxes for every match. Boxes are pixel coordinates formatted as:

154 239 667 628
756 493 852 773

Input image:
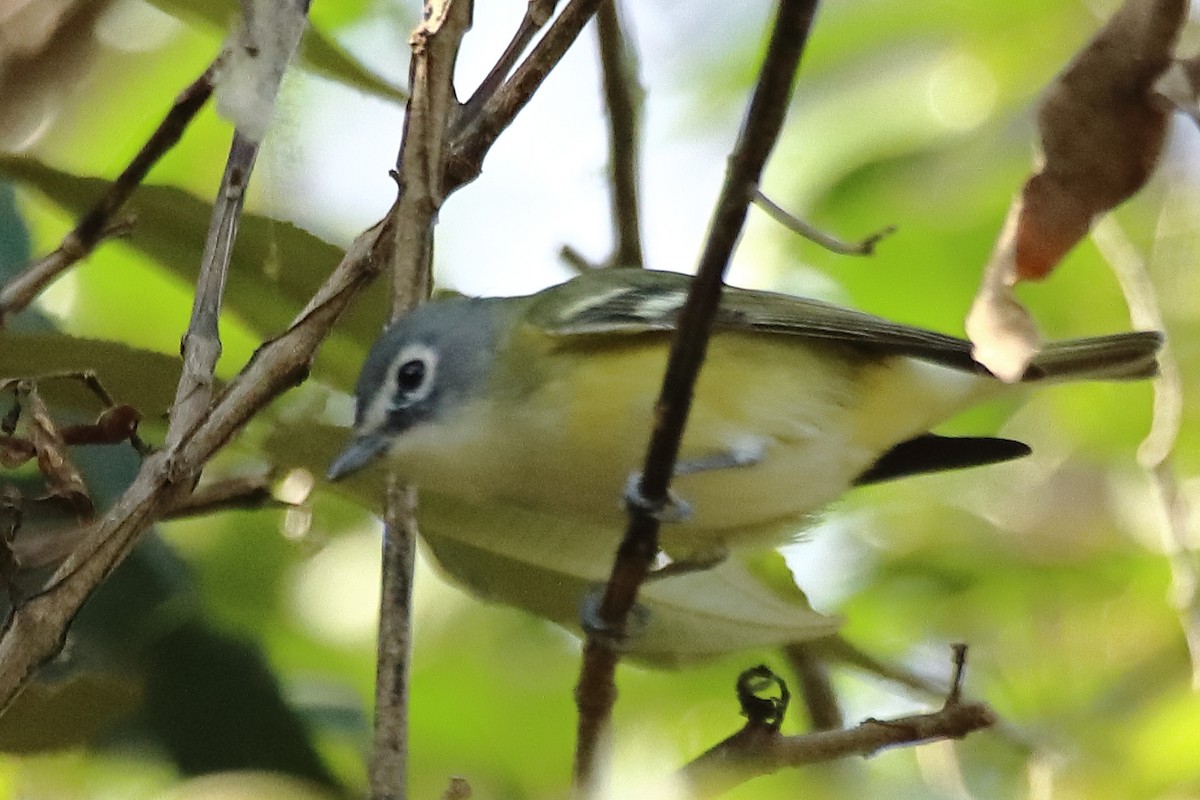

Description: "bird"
327 268 1161 568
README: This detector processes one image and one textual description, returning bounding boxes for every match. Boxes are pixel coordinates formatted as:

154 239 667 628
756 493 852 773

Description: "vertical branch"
370 2 474 797
165 131 259 450
1091 215 1198 684
572 0 822 791
783 643 843 731
595 0 644 269
169 0 310 450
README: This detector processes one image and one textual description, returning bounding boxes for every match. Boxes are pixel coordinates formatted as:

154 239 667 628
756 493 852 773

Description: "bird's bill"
326 433 389 481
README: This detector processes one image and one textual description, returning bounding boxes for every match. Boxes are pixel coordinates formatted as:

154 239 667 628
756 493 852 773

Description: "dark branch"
595 0 644 269
679 702 996 798
456 0 559 131
784 643 843 731
573 0 823 791
445 0 605 190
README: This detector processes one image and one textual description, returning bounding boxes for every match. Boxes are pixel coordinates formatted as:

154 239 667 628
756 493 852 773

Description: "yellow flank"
391 327 999 560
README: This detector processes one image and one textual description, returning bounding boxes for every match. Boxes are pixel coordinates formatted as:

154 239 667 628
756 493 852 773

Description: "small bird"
327 268 1161 566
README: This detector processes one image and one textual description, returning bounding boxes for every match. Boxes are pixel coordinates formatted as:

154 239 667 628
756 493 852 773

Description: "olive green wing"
525 268 983 372
525 269 1162 381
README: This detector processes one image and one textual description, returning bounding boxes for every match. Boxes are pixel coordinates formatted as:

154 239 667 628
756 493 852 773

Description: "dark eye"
396 359 427 393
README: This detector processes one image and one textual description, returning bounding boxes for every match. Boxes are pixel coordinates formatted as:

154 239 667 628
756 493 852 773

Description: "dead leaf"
1019 0 1183 278
22 386 94 519
968 0 1184 379
59 404 142 447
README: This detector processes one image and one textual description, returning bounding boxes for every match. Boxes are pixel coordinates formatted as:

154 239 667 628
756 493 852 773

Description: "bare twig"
446 0 606 190
371 3 474 797
456 0 559 131
784 643 843 731
0 62 217 327
0 216 393 715
163 474 283 518
572 0 822 791
595 0 644 269
679 647 992 798
679 702 995 798
0 1 315 716
752 189 894 255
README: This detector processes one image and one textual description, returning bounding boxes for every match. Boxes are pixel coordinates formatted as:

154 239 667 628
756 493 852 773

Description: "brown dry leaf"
59 404 141 446
968 0 1184 380
22 386 93 519
0 434 35 468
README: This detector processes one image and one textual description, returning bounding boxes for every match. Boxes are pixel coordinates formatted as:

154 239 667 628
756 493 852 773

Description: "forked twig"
679 648 994 799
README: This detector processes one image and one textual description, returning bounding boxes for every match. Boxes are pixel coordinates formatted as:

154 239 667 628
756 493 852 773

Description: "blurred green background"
1 0 1199 797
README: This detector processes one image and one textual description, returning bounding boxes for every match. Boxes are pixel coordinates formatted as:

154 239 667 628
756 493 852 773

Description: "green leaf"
0 155 387 390
0 331 182 416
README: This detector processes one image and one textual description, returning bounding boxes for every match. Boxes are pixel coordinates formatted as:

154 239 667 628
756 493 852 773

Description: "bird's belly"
399 334 992 559
470 336 879 553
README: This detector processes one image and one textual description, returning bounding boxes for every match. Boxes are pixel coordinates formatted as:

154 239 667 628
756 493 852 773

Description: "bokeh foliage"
1 0 1198 798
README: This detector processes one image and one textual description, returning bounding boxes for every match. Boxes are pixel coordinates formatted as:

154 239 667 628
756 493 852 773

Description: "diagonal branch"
679 701 995 798
752 189 894 256
455 0 559 131
445 0 606 191
572 0 823 791
0 61 218 327
0 217 392 715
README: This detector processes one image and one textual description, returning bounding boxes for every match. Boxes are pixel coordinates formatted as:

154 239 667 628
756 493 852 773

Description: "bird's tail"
1022 331 1163 382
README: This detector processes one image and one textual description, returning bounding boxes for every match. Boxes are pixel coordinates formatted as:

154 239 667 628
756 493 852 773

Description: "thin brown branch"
456 0 559 131
371 2 474 797
0 0 316 716
162 474 283 519
784 643 843 731
445 0 606 191
679 701 996 798
595 0 644 269
0 62 217 327
572 0 822 791
753 189 895 255
0 216 393 716
681 646 992 798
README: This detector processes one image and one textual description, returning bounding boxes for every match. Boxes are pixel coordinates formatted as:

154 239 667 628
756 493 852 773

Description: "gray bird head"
326 296 502 481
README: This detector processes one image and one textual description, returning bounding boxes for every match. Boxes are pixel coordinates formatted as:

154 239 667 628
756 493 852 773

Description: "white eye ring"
389 343 438 408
